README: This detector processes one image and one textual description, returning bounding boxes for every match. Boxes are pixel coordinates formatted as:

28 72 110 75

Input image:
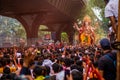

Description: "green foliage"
38 25 51 39
88 0 109 31
61 32 69 42
89 0 106 9
0 16 26 39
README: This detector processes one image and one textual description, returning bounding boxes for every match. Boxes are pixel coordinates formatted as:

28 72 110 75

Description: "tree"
88 0 109 32
61 32 69 43
0 15 26 46
0 16 26 38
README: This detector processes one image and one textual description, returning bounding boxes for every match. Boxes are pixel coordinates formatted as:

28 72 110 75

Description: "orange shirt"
0 67 17 73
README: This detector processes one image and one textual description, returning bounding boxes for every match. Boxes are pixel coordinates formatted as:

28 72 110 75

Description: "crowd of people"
0 37 117 80
0 0 118 80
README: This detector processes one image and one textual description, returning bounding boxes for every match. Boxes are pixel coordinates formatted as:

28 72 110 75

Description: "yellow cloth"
80 32 91 45
35 76 45 80
0 67 3 73
0 67 16 73
10 67 16 72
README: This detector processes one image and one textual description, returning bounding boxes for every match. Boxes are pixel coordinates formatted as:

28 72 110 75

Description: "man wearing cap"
98 38 117 80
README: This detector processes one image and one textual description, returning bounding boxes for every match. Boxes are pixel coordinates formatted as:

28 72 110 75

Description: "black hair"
33 66 43 78
64 58 72 67
3 67 10 74
37 61 43 66
71 70 83 80
70 64 78 70
43 53 50 59
45 65 50 75
74 56 80 62
76 60 83 66
52 63 63 73
70 64 83 73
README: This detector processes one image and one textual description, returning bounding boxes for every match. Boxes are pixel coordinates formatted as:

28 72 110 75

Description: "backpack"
105 54 116 68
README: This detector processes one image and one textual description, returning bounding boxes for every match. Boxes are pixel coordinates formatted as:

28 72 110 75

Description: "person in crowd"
42 53 53 70
51 63 64 80
33 66 45 80
19 47 37 80
98 38 117 80
69 69 83 80
44 65 51 80
104 0 118 40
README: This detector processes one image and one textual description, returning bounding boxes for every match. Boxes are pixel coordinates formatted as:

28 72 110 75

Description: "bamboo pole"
117 0 120 80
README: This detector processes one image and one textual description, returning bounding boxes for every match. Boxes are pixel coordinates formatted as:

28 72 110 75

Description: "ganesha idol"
74 15 95 46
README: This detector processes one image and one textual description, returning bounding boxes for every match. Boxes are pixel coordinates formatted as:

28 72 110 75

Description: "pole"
117 0 120 80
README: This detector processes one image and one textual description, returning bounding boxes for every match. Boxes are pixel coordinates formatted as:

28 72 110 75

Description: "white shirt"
105 0 118 21
16 52 21 58
42 59 53 69
109 26 113 33
56 70 65 80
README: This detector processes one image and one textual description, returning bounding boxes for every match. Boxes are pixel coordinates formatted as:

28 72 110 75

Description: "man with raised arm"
104 0 118 41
